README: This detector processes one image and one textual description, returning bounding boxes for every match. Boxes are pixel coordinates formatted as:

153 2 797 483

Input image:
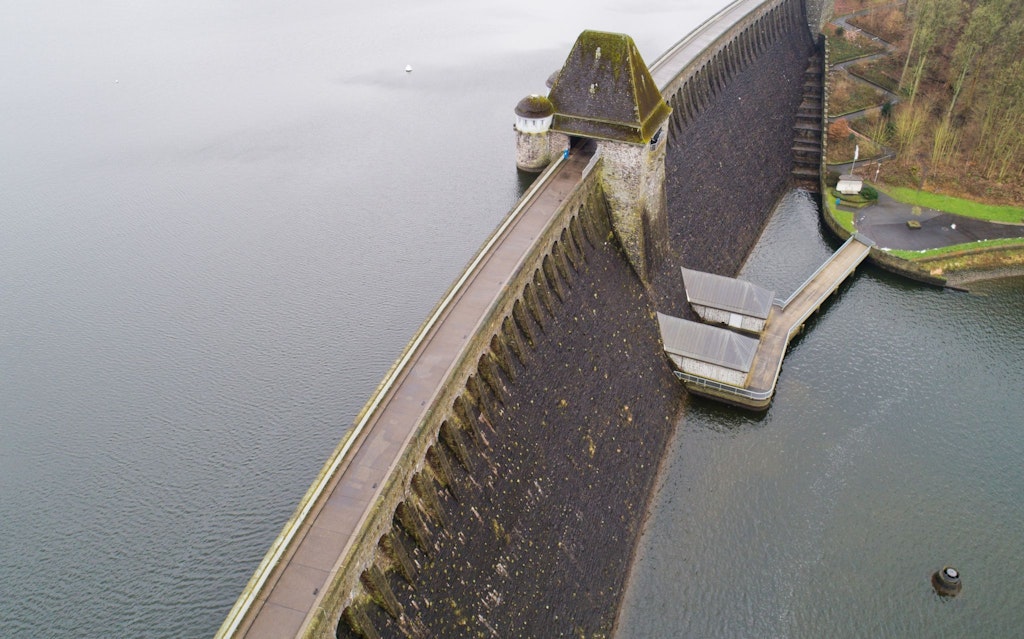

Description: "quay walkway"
669 234 874 409
216 145 596 639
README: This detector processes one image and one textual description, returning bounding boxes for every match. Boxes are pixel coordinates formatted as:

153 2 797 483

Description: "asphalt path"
843 191 1024 251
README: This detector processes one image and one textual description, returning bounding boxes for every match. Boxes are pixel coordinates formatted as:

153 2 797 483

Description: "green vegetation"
828 71 889 115
847 5 908 43
830 187 875 208
827 119 885 163
888 0 1024 193
834 0 893 17
826 25 887 62
887 237 1024 260
826 0 1024 207
878 185 1024 223
848 58 900 92
825 195 857 233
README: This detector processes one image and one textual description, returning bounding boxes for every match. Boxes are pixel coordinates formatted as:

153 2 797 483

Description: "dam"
218 0 829 636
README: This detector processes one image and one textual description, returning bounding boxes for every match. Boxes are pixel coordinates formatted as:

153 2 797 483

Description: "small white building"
836 173 863 195
657 312 758 387
681 268 774 334
514 94 566 172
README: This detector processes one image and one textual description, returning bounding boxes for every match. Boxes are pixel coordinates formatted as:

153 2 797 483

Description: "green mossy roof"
548 30 671 144
515 94 555 118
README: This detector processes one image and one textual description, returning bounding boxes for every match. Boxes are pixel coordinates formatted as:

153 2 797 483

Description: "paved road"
844 191 1024 251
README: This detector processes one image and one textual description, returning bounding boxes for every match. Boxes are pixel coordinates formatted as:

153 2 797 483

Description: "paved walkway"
840 191 1024 251
218 144 596 639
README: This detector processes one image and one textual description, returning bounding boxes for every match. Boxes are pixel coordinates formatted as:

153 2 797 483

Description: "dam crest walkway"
217 0 811 636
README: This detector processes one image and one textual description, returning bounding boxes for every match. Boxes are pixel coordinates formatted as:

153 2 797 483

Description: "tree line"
890 0 1023 187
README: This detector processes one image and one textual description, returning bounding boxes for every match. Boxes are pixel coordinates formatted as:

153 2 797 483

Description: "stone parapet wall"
313 163 623 638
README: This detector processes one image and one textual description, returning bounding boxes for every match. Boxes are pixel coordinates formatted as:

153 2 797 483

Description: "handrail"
777 235 869 308
673 370 774 402
215 149 572 639
676 237 873 406
648 0 752 76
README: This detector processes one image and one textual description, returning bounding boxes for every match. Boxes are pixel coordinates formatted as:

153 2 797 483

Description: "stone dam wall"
329 4 817 638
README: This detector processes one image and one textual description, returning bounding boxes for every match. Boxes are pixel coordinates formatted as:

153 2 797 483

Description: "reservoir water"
617 191 1024 637
1 1 722 636
2 2 1021 637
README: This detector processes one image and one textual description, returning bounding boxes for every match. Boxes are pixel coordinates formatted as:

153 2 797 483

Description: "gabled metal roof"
657 312 758 373
681 268 774 320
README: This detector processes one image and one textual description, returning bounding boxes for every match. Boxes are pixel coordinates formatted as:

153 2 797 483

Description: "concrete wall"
681 357 748 387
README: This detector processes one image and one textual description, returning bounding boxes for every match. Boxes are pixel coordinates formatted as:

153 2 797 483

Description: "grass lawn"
887 237 1024 260
828 72 889 116
825 195 857 234
878 185 1024 224
848 57 900 93
827 27 887 63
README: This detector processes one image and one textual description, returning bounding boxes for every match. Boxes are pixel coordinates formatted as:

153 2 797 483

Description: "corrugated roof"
548 30 671 144
681 268 774 319
657 312 758 373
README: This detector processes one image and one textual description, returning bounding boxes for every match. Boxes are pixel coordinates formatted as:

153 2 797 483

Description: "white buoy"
405 64 413 73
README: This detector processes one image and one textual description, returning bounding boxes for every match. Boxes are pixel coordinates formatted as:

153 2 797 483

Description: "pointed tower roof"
548 30 671 144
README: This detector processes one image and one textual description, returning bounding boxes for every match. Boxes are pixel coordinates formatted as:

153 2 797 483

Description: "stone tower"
547 30 672 281
514 94 562 172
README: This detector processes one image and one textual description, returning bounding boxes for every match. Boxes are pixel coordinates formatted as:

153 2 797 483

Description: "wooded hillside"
852 0 1024 203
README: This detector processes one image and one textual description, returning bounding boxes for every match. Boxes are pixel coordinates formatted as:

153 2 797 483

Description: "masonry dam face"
223 1 821 637
338 8 815 638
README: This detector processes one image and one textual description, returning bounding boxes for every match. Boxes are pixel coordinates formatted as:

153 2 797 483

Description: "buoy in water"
405 64 413 73
931 566 962 597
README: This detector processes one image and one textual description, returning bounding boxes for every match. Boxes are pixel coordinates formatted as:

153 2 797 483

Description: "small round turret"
514 94 558 172
514 94 555 134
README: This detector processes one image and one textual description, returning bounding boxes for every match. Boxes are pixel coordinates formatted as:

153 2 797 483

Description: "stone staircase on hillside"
791 50 824 191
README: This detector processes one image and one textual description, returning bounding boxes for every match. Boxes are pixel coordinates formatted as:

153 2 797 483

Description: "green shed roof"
548 30 671 144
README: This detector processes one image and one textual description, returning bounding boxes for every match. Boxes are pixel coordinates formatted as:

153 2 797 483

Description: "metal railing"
673 370 775 402
215 148 575 639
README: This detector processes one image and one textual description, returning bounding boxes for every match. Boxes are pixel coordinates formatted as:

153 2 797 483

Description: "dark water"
0 1 722 636
617 190 1024 637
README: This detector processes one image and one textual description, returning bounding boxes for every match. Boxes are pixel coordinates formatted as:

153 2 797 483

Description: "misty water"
3 1 1022 637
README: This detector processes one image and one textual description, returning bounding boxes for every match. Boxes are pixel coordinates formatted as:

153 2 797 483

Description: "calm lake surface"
3 2 1021 637
617 190 1024 637
1 1 722 636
